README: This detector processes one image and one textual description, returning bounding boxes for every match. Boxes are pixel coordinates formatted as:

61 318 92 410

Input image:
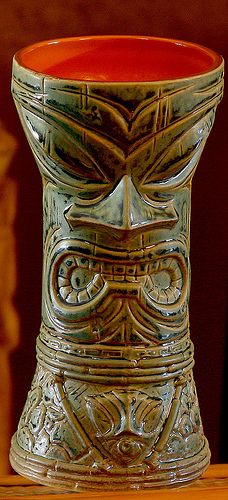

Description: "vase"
10 36 224 491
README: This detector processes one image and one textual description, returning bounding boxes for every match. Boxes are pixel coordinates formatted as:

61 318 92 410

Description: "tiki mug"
10 36 224 490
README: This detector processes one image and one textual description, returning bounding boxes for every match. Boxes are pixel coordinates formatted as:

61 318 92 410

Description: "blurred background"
0 0 227 472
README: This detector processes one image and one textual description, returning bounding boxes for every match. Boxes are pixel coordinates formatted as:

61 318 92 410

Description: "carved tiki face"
13 69 223 345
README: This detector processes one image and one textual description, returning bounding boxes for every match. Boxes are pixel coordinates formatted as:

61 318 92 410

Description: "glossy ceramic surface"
16 35 221 81
10 36 224 491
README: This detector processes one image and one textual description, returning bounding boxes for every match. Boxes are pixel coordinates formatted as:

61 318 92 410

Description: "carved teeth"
59 286 72 299
170 287 181 301
87 282 100 298
145 275 154 289
75 257 89 268
172 278 182 287
89 260 100 271
157 290 169 304
58 277 69 287
58 272 104 303
101 262 113 273
150 261 159 272
165 287 177 302
65 258 75 268
126 265 136 276
78 289 90 302
58 263 69 278
126 275 137 282
66 291 78 304
113 265 126 275
102 274 113 281
162 258 173 268
56 252 184 305
149 286 160 301
95 275 105 289
137 263 149 276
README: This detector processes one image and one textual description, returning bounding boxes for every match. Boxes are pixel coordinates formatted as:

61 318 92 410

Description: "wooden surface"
1 1 228 465
0 464 228 499
0 122 19 474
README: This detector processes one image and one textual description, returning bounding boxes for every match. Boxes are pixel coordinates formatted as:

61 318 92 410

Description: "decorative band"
10 433 210 490
36 325 194 384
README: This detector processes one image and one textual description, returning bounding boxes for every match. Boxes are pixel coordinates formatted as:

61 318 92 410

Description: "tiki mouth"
55 241 165 306
57 251 183 307
49 238 187 309
58 251 163 280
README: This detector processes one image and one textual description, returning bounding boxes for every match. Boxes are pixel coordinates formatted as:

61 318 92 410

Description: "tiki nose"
117 174 155 230
120 175 139 230
93 175 177 231
65 175 178 237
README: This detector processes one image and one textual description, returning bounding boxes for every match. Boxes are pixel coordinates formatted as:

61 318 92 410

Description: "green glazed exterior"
10 46 224 490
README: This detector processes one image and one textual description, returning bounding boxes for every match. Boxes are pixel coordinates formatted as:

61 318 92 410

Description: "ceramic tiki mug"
10 36 224 490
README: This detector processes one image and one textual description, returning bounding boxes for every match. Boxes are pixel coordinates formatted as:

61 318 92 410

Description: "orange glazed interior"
16 35 222 82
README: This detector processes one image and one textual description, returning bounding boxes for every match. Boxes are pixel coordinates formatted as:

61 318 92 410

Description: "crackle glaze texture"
10 40 224 491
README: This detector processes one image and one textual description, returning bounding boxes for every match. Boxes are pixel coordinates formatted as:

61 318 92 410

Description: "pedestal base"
10 434 210 491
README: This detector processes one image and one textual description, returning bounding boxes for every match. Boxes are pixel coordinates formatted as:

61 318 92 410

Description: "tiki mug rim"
13 35 223 83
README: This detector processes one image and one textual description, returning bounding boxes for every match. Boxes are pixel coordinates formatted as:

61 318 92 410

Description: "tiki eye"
53 135 106 183
140 110 214 192
74 181 110 204
21 106 110 188
57 255 104 304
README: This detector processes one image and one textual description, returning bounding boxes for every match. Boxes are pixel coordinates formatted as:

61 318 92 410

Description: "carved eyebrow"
134 105 215 188
19 102 113 183
14 72 222 190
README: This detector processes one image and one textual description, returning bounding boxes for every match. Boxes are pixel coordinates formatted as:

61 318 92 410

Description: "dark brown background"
1 0 227 464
